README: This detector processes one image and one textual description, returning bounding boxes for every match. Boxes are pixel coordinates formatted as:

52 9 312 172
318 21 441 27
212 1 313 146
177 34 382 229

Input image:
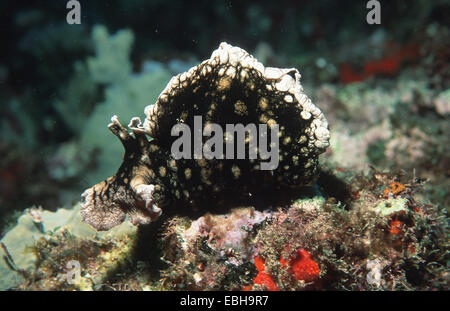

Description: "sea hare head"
80 42 330 231
80 116 162 231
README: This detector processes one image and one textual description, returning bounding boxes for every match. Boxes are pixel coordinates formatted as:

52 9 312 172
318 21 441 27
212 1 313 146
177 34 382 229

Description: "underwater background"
0 0 448 290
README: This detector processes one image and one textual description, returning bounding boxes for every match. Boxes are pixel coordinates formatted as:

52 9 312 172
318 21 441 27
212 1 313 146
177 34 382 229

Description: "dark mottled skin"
147 58 319 186
80 43 329 231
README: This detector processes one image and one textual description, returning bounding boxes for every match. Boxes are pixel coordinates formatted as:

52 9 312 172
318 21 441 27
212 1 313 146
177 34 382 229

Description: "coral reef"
155 168 448 291
1 1 448 292
0 204 138 290
314 66 449 208
2 167 447 291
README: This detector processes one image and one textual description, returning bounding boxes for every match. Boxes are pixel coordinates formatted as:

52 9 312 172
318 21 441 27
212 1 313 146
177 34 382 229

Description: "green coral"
87 25 134 84
53 61 101 134
373 198 408 216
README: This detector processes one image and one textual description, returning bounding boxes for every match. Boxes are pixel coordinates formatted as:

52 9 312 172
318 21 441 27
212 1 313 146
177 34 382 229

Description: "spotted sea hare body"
80 42 330 231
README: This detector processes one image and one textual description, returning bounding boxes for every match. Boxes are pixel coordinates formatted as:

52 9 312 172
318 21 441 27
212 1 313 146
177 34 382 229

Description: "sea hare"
80 42 330 231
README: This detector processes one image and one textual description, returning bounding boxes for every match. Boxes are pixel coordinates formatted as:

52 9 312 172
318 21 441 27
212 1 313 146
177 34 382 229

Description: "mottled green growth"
373 198 408 216
366 139 387 165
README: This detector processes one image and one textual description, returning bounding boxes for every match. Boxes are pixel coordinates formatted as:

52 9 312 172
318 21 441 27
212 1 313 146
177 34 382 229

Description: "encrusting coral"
2 167 446 291
80 42 330 231
153 167 447 291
